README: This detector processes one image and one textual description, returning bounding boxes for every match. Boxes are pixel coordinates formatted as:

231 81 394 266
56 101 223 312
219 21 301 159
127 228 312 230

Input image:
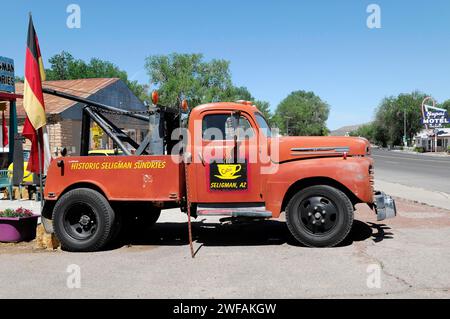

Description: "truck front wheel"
286 185 354 247
52 188 115 252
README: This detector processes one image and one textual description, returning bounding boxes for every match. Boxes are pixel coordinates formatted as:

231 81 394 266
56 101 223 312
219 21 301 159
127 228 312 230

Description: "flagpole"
37 128 44 209
2 111 5 153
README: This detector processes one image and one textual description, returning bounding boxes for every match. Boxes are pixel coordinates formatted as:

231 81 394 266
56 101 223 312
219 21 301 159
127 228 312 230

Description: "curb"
388 150 449 158
374 179 450 211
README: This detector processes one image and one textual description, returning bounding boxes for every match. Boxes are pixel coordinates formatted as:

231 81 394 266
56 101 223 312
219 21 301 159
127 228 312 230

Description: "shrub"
414 146 425 153
447 145 450 154
0 207 34 218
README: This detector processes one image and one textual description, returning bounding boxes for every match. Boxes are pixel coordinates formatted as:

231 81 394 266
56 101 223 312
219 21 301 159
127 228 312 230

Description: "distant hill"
329 124 365 136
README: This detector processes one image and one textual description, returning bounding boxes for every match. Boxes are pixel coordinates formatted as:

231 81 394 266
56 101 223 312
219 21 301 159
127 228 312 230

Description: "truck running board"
196 204 272 218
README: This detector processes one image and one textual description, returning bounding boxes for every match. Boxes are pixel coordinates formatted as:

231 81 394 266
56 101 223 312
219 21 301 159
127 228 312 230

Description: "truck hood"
273 136 370 163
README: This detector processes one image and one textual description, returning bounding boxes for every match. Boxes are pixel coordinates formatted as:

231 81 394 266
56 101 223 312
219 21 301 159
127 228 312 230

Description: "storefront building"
414 128 450 152
8 78 149 156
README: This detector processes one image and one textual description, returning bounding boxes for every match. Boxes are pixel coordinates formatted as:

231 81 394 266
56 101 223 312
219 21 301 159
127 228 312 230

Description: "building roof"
415 128 450 138
11 78 120 118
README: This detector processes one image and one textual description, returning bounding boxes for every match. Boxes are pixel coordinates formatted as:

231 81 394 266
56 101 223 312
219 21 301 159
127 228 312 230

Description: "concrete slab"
375 179 450 210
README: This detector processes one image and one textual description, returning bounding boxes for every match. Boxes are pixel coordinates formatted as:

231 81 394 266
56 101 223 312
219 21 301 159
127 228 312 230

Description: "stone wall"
47 120 82 156
15 119 81 156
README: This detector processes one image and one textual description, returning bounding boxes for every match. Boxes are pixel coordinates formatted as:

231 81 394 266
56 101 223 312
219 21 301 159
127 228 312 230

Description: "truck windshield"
255 113 272 137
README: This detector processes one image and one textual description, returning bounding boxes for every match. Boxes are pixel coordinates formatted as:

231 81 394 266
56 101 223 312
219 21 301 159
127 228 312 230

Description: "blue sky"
3 0 450 129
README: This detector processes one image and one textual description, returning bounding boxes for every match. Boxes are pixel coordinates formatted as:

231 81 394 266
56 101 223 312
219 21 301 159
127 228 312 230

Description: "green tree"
45 51 148 102
225 86 253 102
145 53 230 106
438 100 450 128
254 100 272 124
439 100 450 113
349 123 375 141
273 90 330 136
145 53 271 116
372 91 430 146
45 51 75 80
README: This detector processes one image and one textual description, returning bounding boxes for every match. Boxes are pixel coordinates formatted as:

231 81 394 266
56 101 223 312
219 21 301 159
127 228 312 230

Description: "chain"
89 105 157 116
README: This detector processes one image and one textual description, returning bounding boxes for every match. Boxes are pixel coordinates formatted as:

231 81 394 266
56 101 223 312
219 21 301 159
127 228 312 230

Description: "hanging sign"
0 56 15 93
421 97 449 129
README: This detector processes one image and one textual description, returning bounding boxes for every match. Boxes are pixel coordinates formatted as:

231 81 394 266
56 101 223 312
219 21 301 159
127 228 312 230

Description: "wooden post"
35 224 60 250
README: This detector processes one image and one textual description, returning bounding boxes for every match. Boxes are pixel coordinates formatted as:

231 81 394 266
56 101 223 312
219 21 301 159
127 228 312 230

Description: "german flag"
23 15 52 174
23 15 46 130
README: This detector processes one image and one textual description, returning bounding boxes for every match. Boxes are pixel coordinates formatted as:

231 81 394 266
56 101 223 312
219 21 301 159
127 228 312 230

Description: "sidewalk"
389 149 449 158
375 179 450 210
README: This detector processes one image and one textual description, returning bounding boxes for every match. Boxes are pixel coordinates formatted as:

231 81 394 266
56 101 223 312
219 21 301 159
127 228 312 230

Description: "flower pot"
0 215 39 242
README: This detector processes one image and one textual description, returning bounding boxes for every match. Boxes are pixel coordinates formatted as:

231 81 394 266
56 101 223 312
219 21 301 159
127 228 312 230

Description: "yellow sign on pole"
91 123 104 149
91 123 103 137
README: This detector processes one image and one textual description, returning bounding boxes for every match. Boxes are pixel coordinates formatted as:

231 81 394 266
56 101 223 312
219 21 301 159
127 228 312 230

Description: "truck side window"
202 114 254 140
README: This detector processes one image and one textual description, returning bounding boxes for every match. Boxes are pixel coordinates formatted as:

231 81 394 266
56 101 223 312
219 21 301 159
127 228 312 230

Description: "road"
1 201 449 299
372 149 450 194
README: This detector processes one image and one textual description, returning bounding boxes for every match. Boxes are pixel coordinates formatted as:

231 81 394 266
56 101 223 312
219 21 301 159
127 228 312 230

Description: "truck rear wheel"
286 185 354 247
52 188 115 252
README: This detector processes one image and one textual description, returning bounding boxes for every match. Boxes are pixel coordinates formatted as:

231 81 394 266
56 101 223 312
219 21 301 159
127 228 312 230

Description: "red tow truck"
40 88 396 252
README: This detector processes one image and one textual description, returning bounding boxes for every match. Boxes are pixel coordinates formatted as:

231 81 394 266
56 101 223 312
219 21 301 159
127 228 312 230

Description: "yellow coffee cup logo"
215 164 242 180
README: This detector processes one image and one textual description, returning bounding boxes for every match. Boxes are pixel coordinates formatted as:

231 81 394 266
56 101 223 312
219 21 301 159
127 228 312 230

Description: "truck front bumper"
374 191 397 221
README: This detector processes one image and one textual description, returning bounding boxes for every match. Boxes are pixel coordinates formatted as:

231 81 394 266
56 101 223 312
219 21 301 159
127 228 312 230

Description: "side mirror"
60 147 67 157
231 111 241 130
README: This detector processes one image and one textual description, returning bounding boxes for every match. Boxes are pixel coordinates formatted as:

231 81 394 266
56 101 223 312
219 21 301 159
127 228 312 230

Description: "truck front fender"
264 157 373 217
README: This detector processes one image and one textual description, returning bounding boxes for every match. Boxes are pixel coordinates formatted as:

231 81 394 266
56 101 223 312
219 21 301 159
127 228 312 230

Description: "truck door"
189 111 263 204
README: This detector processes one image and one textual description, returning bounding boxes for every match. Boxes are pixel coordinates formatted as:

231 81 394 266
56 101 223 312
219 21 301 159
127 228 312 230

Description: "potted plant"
0 207 39 242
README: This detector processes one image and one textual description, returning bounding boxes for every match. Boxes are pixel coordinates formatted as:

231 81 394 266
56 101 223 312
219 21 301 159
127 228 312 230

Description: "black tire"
286 185 354 247
52 188 115 252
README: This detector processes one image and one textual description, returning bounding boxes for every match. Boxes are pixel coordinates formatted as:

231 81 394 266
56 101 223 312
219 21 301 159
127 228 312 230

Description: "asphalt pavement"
372 149 450 194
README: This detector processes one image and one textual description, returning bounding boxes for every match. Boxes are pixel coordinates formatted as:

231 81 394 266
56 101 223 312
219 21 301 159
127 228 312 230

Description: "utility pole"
434 128 439 153
285 116 292 136
403 110 407 147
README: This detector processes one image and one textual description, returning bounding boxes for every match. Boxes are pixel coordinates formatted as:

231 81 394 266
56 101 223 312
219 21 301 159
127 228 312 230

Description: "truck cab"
42 98 396 252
